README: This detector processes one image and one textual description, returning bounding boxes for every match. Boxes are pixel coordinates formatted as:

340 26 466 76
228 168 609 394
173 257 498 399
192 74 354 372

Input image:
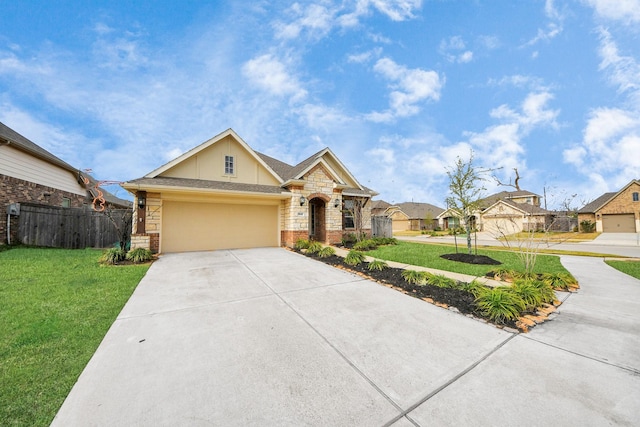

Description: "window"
342 199 355 229
61 197 71 208
633 192 639 202
224 155 234 175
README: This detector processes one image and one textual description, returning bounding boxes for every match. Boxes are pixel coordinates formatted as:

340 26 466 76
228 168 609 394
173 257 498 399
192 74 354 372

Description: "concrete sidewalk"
52 248 640 426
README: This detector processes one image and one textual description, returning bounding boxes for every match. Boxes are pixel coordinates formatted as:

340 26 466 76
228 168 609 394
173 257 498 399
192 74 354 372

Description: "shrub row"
100 247 153 265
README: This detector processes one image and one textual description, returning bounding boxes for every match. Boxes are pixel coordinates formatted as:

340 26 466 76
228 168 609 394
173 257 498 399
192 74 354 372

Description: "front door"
309 198 326 242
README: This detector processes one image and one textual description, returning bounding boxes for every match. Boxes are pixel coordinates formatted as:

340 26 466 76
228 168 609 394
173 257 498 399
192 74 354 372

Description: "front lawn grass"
366 241 569 277
0 247 149 427
605 260 640 280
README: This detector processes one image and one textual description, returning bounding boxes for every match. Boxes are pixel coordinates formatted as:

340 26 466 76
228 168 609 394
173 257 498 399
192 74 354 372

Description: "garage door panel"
162 201 278 253
602 214 636 233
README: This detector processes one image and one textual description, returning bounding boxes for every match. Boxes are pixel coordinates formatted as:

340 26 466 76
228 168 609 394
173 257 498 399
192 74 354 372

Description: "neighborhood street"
52 246 640 426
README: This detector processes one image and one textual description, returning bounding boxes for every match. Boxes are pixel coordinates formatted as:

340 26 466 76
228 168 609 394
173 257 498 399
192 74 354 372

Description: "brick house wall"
129 192 161 253
583 182 640 232
1 174 87 244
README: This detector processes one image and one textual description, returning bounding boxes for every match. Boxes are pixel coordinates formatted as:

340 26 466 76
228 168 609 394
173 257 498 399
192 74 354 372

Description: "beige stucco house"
437 190 552 235
578 179 640 232
383 202 444 232
122 129 376 253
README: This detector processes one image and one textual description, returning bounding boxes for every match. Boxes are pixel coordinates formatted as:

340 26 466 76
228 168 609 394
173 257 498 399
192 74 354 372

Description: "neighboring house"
371 199 391 216
437 189 553 235
121 129 377 253
0 122 131 245
384 202 444 232
578 179 640 232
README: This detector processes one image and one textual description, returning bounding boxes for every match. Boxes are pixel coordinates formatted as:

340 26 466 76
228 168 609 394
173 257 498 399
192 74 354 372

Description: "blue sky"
1 0 639 208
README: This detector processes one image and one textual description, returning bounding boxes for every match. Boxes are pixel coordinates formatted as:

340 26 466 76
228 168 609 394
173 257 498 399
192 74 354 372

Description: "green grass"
0 247 149 426
605 260 640 280
366 241 570 276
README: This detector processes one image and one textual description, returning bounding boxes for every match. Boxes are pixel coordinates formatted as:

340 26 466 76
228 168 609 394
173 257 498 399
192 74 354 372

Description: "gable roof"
387 202 444 219
484 199 551 216
125 128 377 198
0 121 77 173
145 128 284 184
480 190 540 208
578 179 640 213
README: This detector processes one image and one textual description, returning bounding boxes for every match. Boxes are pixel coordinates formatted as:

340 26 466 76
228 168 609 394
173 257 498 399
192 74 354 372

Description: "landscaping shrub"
541 272 578 290
294 238 310 250
367 260 388 271
353 239 378 251
475 287 526 324
425 273 458 289
125 248 153 263
372 237 398 246
401 270 428 285
511 280 544 311
489 268 516 282
344 250 365 266
306 241 323 254
461 279 487 297
529 279 557 304
100 248 126 265
317 246 336 258
580 220 596 233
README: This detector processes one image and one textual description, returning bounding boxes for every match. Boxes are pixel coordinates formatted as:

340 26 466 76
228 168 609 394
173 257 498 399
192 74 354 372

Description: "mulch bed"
440 253 501 265
295 250 519 330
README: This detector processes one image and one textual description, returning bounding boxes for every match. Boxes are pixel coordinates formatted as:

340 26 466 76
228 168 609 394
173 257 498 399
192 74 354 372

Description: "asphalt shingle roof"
125 176 289 195
393 202 444 219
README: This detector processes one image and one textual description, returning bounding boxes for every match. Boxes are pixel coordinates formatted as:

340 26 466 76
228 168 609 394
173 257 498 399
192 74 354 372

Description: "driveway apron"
52 249 640 426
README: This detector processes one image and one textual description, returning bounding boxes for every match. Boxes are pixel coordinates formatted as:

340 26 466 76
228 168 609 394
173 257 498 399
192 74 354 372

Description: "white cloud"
242 54 308 102
367 57 443 121
583 0 640 24
347 47 382 64
274 3 335 40
598 28 640 98
439 36 474 63
462 91 559 181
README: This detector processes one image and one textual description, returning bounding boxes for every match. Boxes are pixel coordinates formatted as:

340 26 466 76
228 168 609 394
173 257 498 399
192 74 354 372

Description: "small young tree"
445 153 491 255
343 196 369 242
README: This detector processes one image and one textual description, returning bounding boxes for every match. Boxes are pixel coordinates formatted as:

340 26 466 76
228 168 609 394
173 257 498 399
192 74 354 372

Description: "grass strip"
0 247 149 426
605 260 640 280
366 241 570 276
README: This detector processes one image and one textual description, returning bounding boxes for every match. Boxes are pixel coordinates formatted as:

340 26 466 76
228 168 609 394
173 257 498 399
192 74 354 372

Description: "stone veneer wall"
130 192 161 252
280 165 345 247
1 174 87 244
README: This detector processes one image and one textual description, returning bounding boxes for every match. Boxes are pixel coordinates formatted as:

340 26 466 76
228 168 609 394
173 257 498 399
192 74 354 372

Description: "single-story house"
437 190 553 235
122 129 377 253
0 122 129 245
578 179 640 232
383 202 444 232
371 199 391 216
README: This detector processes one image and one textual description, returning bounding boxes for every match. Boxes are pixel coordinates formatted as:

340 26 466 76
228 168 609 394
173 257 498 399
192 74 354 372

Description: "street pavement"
398 232 640 258
52 247 640 426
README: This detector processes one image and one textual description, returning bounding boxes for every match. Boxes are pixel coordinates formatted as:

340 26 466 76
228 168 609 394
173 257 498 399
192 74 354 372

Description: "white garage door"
162 201 279 253
602 214 636 233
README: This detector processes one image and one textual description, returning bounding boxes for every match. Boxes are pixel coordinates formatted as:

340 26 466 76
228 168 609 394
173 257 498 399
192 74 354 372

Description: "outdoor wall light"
299 195 306 206
137 196 146 210
334 199 340 208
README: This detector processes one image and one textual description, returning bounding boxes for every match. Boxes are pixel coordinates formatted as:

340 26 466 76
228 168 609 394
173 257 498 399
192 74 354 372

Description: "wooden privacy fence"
371 216 392 238
18 203 131 249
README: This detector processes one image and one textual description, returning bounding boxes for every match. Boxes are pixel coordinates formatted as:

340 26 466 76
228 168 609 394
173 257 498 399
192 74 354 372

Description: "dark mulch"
440 253 502 265
300 252 482 319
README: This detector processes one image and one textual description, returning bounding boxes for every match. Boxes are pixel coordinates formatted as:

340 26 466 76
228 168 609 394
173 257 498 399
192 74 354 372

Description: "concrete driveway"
52 248 640 426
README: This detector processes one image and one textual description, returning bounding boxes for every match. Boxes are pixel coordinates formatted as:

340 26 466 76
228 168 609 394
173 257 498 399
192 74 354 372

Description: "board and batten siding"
0 145 86 196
